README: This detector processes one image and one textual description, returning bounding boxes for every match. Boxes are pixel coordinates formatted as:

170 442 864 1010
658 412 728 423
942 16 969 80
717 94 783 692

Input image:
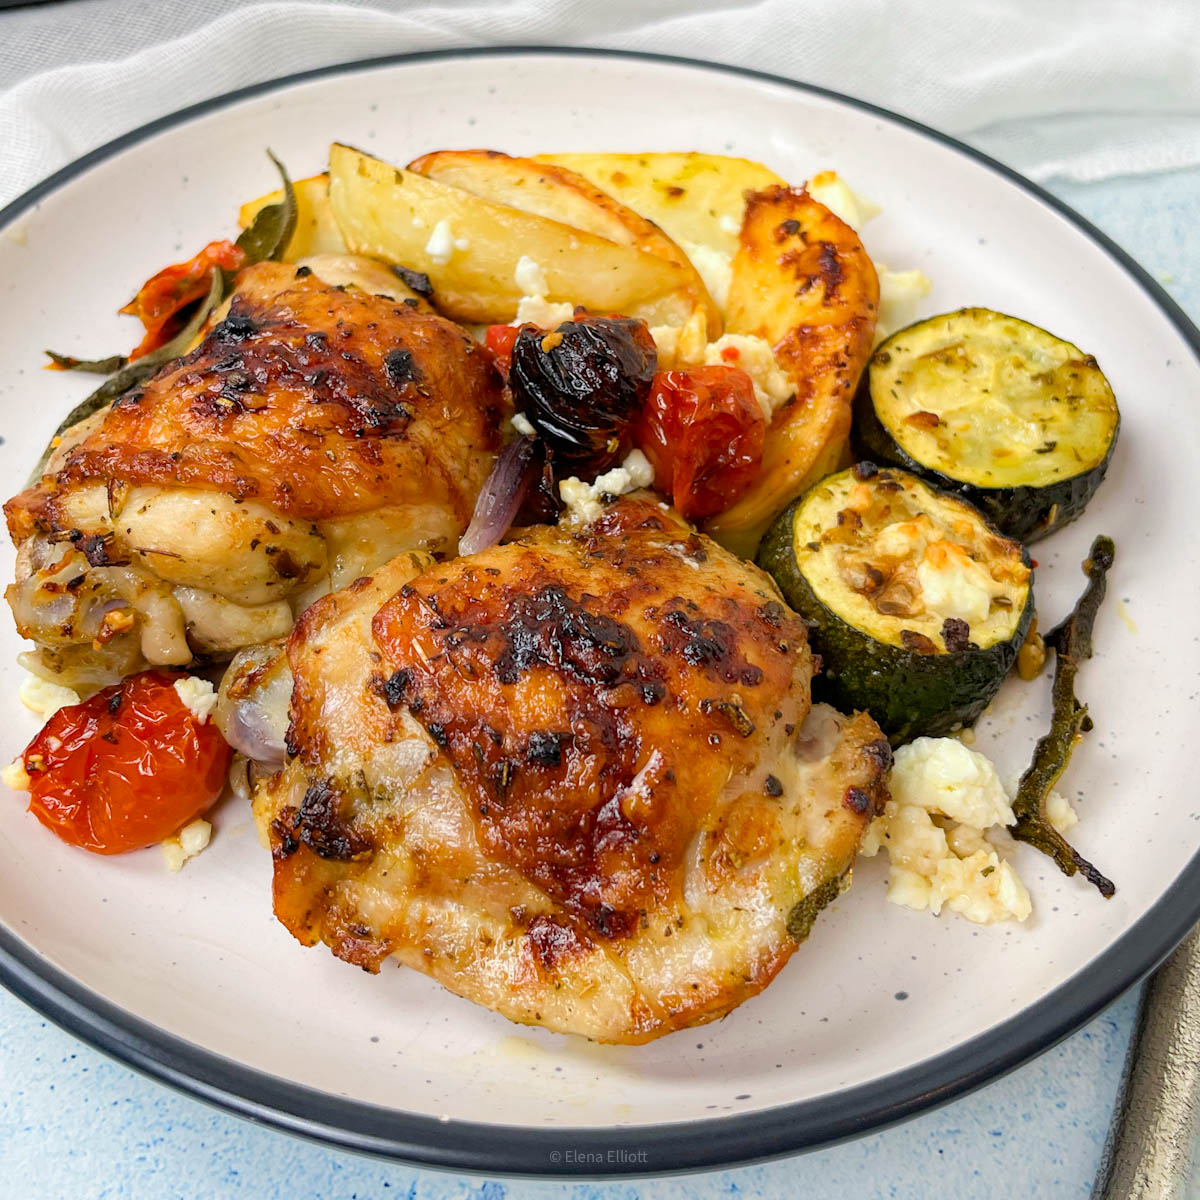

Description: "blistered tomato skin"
483 323 521 376
637 366 765 520
20 671 232 855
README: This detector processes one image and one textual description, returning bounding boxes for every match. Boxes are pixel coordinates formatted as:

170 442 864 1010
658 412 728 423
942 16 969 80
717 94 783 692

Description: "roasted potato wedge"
327 144 697 326
408 150 720 336
704 185 879 555
536 152 784 261
238 173 346 259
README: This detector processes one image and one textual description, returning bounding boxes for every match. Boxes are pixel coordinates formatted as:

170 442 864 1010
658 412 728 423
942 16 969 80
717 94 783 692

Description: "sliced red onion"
224 699 288 769
459 436 541 556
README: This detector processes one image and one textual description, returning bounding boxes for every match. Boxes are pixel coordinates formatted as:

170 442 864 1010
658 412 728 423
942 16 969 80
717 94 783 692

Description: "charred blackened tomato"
637 366 766 520
509 316 658 475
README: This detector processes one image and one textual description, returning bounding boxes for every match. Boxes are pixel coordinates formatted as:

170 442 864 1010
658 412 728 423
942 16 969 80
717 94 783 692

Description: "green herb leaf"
45 350 129 375
1011 535 1116 898
235 150 297 265
30 269 226 484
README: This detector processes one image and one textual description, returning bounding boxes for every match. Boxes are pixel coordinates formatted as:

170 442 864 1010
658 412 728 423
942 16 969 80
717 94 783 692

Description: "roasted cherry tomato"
121 239 246 360
18 671 232 855
484 324 522 376
636 366 765 520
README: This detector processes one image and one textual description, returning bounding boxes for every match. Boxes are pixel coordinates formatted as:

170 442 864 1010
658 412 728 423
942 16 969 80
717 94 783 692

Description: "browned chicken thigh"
235 498 890 1042
5 257 505 689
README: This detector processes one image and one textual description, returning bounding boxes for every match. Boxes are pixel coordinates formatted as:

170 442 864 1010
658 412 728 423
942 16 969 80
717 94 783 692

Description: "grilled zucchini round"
852 308 1119 542
758 464 1033 743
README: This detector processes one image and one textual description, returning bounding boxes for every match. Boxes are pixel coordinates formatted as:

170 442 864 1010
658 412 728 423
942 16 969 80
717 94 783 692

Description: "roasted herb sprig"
1011 535 1116 897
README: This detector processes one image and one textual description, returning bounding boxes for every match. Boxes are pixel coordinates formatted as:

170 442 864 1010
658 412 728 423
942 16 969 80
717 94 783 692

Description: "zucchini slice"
758 464 1033 743
853 308 1119 542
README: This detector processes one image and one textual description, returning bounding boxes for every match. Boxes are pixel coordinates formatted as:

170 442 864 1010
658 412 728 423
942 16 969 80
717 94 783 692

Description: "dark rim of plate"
0 47 1197 1179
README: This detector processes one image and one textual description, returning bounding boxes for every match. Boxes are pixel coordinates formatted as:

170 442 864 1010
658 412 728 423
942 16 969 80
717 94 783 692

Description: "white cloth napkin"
2 0 1199 210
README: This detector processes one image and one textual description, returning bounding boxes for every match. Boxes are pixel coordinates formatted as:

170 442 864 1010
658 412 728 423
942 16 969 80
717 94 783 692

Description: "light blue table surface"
1 149 1197 1200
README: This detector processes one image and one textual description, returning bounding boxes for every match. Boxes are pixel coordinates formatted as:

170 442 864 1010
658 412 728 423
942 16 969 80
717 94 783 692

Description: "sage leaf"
45 350 129 375
235 150 297 265
1011 535 1116 898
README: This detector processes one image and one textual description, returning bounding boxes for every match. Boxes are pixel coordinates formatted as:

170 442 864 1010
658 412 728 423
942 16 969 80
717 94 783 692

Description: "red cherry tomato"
19 671 232 855
120 239 246 360
484 324 522 375
636 366 765 519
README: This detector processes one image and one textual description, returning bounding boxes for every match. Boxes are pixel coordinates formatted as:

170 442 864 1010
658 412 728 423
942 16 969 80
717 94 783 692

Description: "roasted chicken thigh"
236 499 890 1042
5 257 504 690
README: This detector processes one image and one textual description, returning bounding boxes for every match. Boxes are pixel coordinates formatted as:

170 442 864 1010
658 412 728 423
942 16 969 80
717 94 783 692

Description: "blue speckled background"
0 12 1198 1196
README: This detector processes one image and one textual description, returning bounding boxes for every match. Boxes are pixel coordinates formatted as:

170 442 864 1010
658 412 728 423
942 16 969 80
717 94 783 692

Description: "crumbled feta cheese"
513 255 549 297
2 757 31 792
162 818 212 872
890 737 1016 829
1046 789 1079 834
454 235 470 252
649 307 708 370
807 170 881 231
917 545 1002 627
875 265 933 341
424 219 456 266
19 674 80 718
703 334 795 420
559 450 655 526
511 412 536 438
649 323 680 365
513 294 575 328
718 213 741 236
173 676 218 724
681 242 733 311
862 738 1031 924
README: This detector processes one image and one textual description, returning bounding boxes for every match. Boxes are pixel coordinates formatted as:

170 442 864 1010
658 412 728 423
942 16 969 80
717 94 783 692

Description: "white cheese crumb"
875 265 933 342
649 323 680 365
916 547 1002 627
1046 790 1079 834
862 738 1031 924
513 294 575 328
2 757 31 792
173 676 218 724
703 334 795 420
681 242 733 311
454 235 470 252
807 170 881 230
424 219 456 266
162 818 212 872
718 213 741 236
649 307 708 370
890 737 1016 829
559 449 655 526
19 674 80 718
513 255 549 297
511 412 536 437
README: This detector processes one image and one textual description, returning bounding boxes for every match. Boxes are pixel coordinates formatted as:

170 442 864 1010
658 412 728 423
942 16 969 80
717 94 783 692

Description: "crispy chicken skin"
5 258 505 689
244 499 890 1042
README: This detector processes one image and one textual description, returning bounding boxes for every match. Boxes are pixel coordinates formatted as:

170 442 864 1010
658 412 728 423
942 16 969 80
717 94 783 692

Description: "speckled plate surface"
0 49 1198 1176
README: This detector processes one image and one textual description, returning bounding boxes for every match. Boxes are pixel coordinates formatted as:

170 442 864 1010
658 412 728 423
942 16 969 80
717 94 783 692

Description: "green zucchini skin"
757 474 1034 745
851 309 1119 544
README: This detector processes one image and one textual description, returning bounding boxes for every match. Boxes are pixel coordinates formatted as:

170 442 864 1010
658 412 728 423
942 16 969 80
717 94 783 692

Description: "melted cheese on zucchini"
793 469 1029 652
870 308 1118 489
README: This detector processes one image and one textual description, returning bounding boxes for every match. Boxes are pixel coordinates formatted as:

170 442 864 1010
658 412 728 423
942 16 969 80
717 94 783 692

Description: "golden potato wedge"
535 152 784 260
703 185 879 556
327 144 697 326
408 150 719 336
238 173 346 259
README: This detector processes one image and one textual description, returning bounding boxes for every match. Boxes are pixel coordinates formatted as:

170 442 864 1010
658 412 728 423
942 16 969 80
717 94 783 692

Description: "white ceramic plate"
1 50 1198 1175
